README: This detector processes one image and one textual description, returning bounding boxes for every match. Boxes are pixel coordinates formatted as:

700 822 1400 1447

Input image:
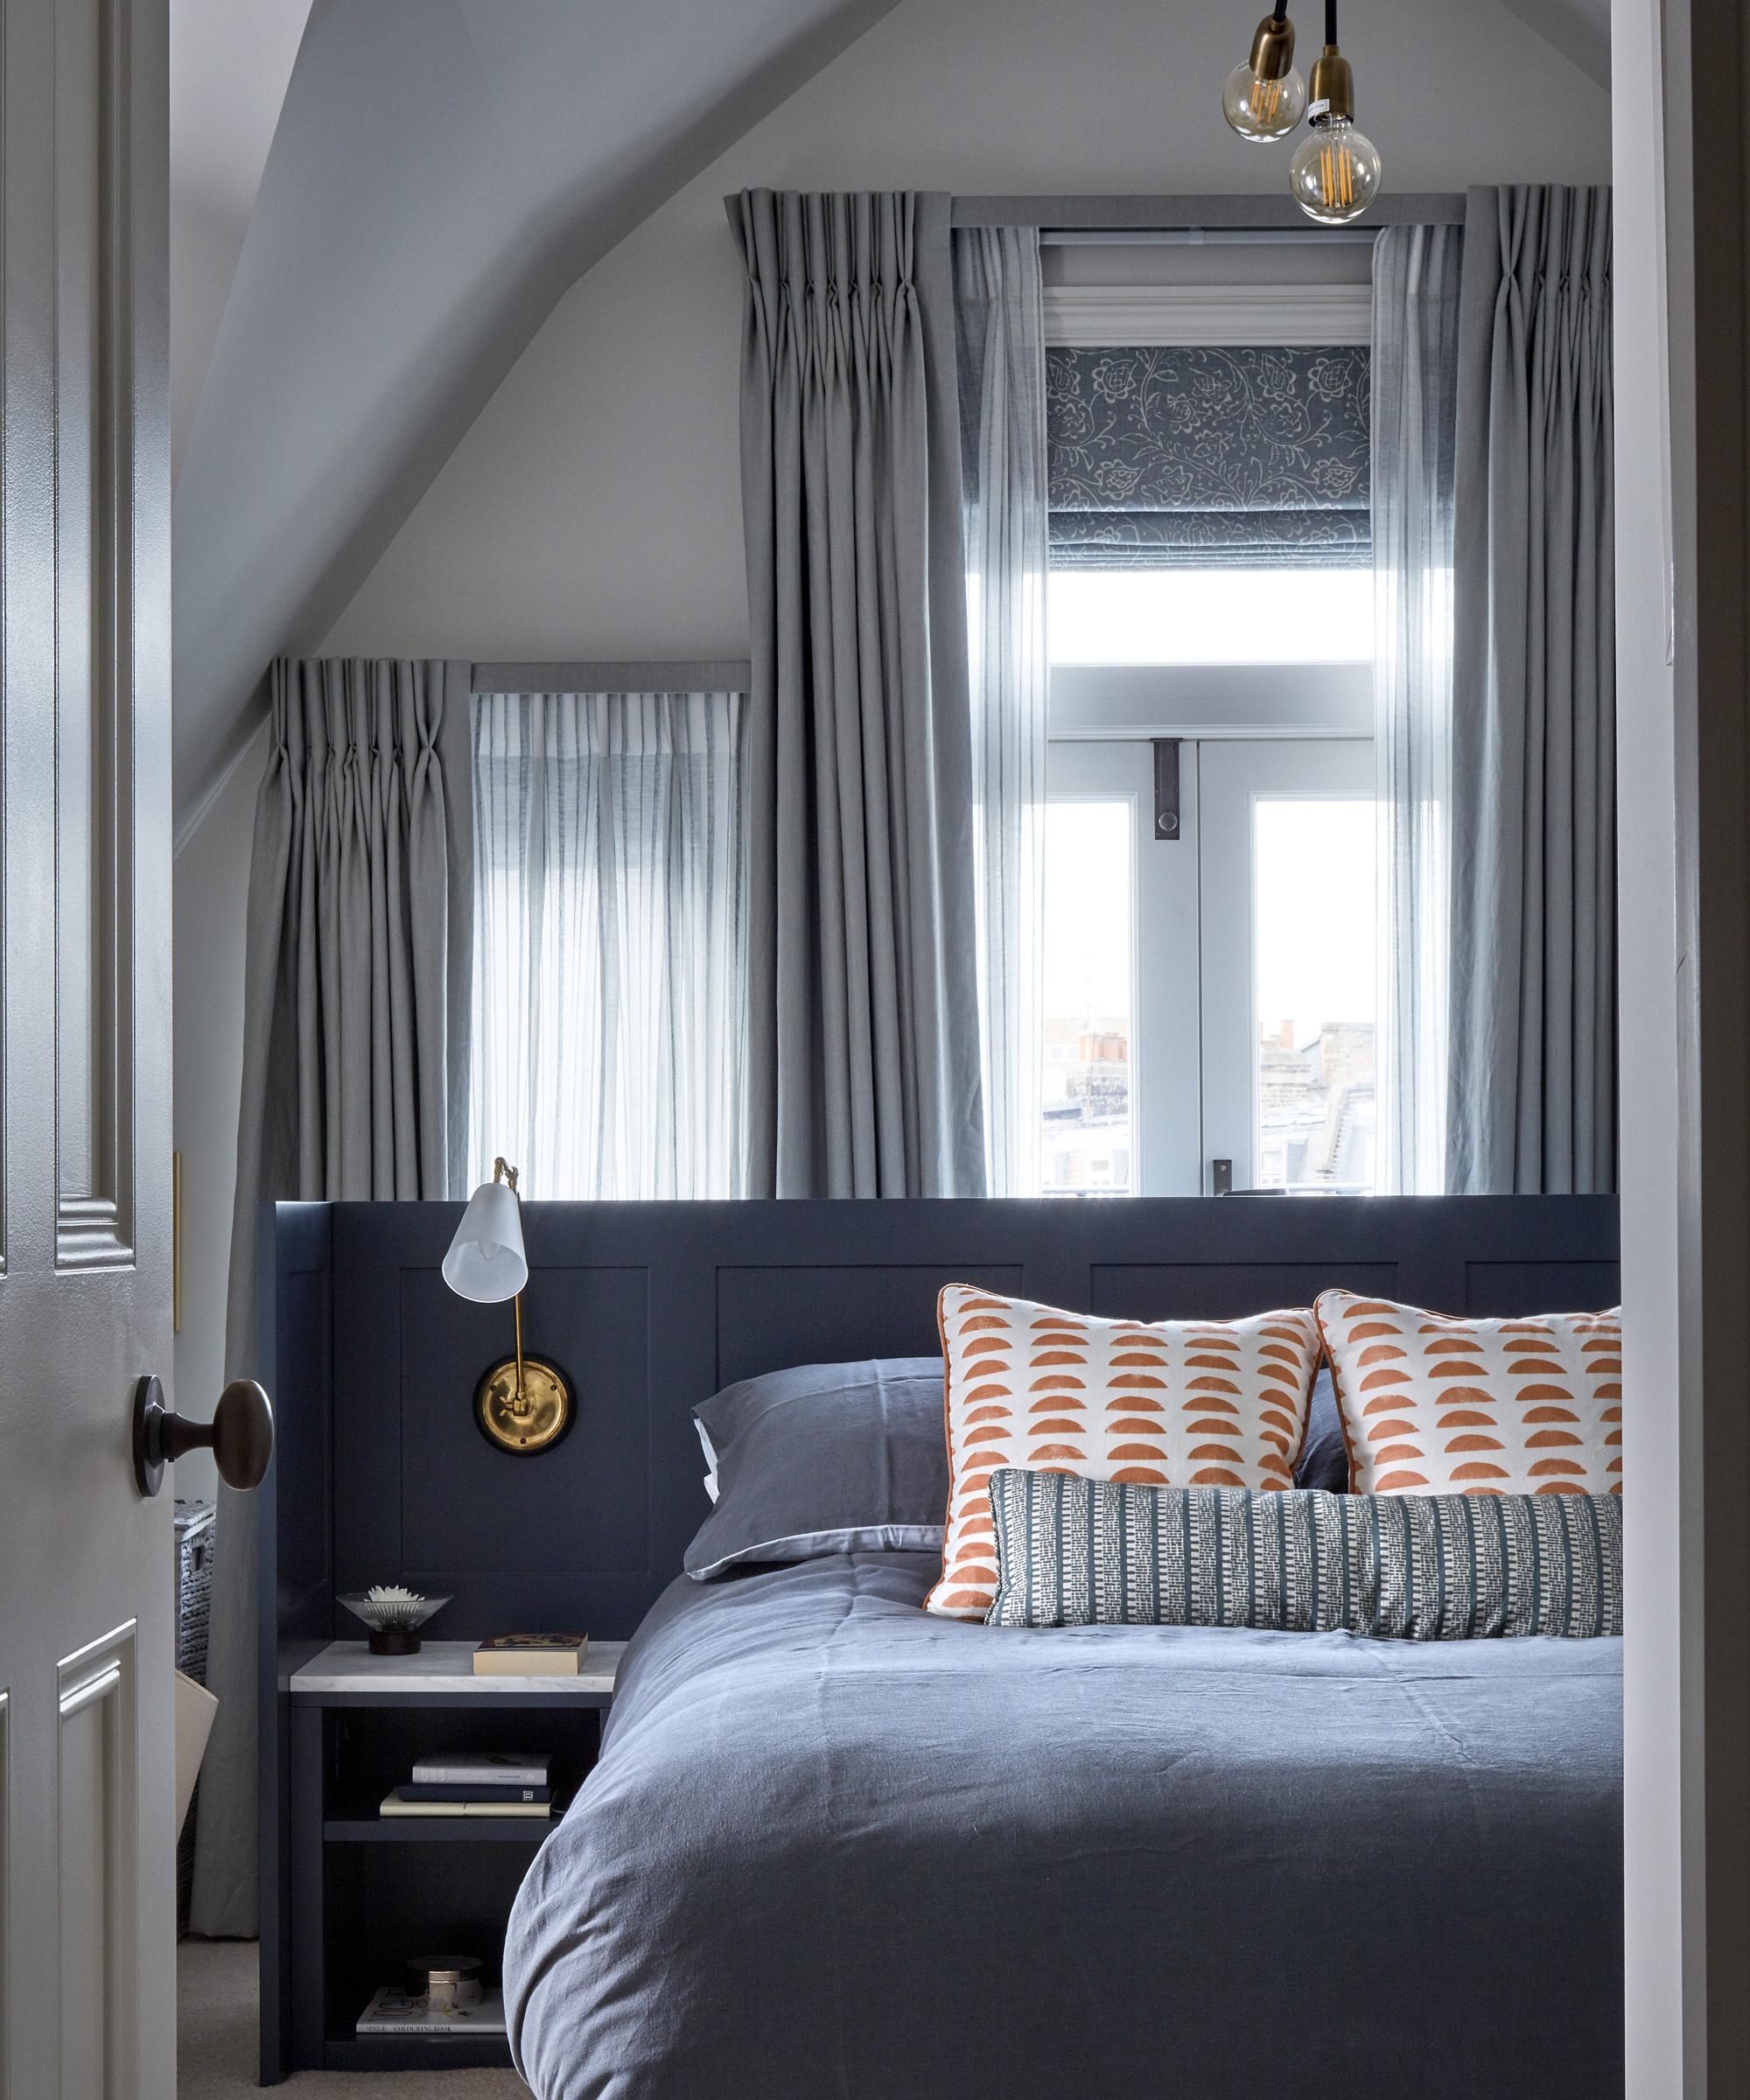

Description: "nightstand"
281 1639 625 2074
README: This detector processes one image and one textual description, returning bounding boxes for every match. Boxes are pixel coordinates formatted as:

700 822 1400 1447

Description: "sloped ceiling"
1495 0 1610 87
172 0 900 841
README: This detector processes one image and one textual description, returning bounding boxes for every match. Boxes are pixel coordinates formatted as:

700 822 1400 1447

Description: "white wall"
323 0 1610 661
171 722 266 1501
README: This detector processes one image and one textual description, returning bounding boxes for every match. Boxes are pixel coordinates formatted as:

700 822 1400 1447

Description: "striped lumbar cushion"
1314 1290 1622 1498
984 1470 1622 1638
926 1285 1321 1620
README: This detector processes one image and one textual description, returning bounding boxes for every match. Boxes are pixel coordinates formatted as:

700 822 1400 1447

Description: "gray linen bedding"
505 1550 1622 2100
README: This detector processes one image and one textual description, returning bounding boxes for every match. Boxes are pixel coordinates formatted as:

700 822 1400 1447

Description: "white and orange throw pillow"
1314 1290 1622 1498
925 1285 1322 1620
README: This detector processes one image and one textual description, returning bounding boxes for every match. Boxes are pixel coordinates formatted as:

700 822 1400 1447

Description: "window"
1049 568 1371 666
1040 800 1134 1195
1040 329 1378 1196
1252 796 1376 1191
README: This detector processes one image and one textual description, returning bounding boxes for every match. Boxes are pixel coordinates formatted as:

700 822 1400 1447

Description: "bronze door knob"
133 1376 275 1496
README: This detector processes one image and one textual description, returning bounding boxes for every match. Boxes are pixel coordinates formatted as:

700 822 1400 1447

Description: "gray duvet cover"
506 1550 1622 2100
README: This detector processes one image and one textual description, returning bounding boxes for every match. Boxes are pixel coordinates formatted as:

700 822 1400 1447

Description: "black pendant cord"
1271 1 1286 21
1325 0 1336 42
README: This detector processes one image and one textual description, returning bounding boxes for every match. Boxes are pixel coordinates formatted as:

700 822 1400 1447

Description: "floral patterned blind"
1046 345 1371 569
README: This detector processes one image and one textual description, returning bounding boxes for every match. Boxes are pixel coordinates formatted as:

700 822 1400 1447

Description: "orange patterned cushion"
1314 1290 1622 1498
925 1284 1322 1620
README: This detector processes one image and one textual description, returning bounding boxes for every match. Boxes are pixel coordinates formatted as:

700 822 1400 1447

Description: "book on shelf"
357 1985 507 2036
472 1634 589 1676
410 1750 551 1788
378 1790 550 1820
396 1782 550 1804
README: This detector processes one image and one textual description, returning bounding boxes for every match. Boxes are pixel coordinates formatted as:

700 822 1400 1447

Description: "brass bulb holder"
474 1352 575 1454
1248 12 1297 80
1307 45 1354 123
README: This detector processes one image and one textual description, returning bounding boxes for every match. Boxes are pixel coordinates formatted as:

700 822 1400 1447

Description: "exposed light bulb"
1288 113 1382 222
1222 59 1307 142
1222 14 1306 143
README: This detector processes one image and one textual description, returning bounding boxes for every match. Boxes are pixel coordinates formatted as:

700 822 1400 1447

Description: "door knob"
133 1376 274 1497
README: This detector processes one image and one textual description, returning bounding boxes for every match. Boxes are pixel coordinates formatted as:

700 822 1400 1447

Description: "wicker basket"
173 1500 216 1937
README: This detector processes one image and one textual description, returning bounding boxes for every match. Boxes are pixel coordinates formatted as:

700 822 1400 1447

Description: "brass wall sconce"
441 1159 575 1455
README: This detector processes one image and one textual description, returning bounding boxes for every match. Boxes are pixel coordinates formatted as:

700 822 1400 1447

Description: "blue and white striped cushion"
984 1470 1622 1638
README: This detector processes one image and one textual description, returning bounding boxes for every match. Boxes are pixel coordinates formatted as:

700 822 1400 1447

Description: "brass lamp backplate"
473 1356 575 1454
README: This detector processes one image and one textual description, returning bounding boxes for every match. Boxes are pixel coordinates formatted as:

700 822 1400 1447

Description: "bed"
259 1194 1622 2090
507 1549 1621 2097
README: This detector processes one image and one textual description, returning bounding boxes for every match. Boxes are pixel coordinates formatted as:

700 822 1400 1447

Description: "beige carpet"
178 1937 528 2097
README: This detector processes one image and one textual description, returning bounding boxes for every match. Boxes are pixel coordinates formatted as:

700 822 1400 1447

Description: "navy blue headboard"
257 1194 1619 1660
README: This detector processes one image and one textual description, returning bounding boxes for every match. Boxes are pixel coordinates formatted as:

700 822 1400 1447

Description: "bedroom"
0 0 1736 2094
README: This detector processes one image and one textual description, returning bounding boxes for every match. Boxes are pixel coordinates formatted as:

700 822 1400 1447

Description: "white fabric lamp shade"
442 1180 528 1302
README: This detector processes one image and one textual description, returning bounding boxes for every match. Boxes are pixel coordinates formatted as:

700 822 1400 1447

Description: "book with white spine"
410 1749 550 1788
378 1790 550 1819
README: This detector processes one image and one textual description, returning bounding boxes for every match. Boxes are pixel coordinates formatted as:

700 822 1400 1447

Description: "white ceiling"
172 0 312 227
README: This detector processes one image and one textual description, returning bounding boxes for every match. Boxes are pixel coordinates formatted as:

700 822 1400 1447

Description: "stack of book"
379 1750 553 1820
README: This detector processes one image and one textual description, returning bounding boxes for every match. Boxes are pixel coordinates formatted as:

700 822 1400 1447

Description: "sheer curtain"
1372 226 1462 1194
954 225 1048 1197
470 691 747 1198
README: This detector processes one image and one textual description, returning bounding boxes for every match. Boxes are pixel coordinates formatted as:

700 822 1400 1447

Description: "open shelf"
323 1816 556 1844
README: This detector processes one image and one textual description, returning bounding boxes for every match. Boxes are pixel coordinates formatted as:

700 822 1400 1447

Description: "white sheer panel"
956 226 1048 1197
470 692 747 1199
1373 226 1460 1194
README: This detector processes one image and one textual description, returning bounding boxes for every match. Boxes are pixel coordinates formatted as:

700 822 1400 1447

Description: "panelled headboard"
259 1194 1620 1662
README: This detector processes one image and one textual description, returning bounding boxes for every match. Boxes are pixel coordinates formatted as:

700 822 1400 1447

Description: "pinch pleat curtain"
1448 186 1615 1194
192 656 469 1937
732 189 986 1197
1372 225 1462 1194
954 226 1048 1198
470 691 748 1198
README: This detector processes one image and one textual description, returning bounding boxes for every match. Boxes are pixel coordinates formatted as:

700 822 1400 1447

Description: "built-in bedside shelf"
277 1635 626 2076
290 1639 625 1704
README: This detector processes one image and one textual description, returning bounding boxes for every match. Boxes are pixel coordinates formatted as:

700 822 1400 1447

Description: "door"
1198 739 1376 1192
0 2 174 2097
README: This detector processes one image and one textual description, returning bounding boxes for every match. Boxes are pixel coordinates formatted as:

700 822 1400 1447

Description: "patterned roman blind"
1046 345 1370 568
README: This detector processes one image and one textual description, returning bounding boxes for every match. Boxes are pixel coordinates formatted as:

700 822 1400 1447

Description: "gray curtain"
1372 225 1462 1194
732 189 986 1197
955 226 1048 1197
1448 186 1614 1193
191 656 471 1936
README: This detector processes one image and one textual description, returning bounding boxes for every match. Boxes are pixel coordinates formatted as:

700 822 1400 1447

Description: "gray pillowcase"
684 1358 949 1580
986 1472 1623 1637
1293 1368 1350 1493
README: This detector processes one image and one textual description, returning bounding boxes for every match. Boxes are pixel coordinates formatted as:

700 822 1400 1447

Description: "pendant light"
1222 6 1306 144
1286 0 1382 222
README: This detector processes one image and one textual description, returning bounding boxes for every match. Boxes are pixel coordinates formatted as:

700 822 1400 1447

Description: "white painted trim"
1043 282 1372 347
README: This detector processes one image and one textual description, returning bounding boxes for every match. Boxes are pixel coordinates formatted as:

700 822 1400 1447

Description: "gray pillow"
1293 1368 1349 1493
684 1358 948 1580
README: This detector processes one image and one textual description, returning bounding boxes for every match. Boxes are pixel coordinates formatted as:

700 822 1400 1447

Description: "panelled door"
0 2 174 2097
